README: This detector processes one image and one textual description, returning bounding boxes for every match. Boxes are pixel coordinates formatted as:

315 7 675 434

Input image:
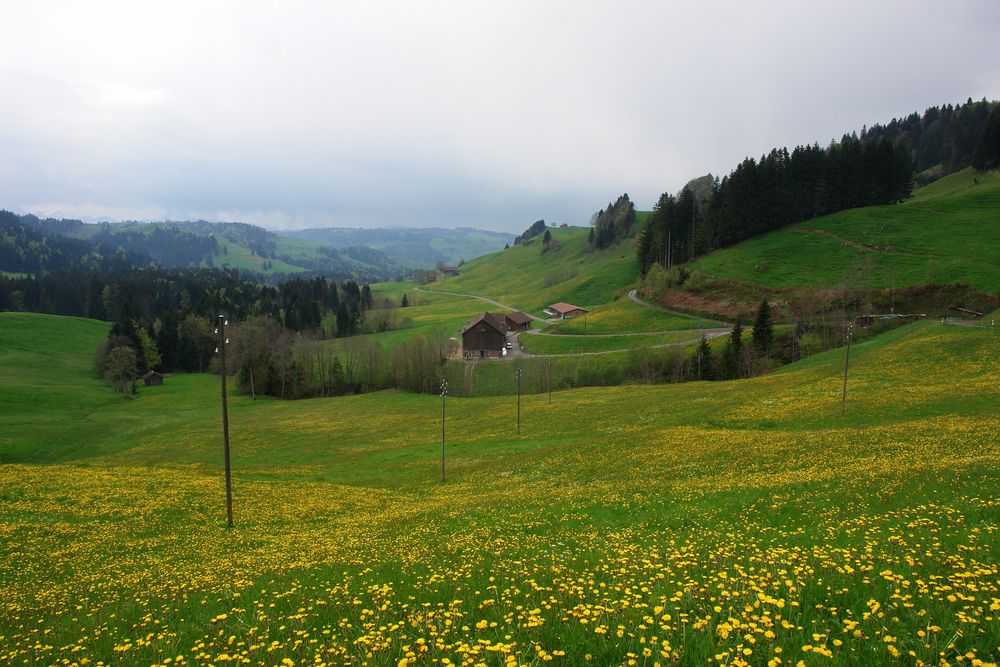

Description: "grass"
693 168 1000 291
209 238 305 273
1 312 998 666
518 330 702 355
548 296 721 334
423 226 640 314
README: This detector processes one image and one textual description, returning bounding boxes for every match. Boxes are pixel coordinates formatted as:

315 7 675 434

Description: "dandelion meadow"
1 313 998 666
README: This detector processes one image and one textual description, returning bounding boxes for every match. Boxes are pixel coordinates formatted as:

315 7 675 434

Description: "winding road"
418 285 733 358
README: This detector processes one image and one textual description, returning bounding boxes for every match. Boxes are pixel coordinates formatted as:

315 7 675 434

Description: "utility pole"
215 315 233 528
440 380 447 483
548 357 552 405
516 368 522 434
841 322 853 416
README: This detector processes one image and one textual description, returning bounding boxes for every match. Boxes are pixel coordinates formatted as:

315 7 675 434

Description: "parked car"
505 342 513 349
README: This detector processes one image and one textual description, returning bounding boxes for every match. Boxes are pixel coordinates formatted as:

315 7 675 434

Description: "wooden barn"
505 311 532 332
543 302 589 319
461 312 507 358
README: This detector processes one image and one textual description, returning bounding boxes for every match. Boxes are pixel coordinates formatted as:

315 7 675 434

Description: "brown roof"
547 302 588 314
505 311 532 325
460 311 506 335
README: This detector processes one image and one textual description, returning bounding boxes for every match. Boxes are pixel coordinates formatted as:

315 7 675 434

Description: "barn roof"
460 311 505 335
546 302 588 314
505 311 533 325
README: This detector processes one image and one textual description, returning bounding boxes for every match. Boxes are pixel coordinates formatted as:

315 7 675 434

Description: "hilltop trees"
589 194 637 250
513 220 547 245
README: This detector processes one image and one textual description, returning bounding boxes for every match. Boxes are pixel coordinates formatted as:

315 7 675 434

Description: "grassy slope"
548 296 722 334
423 226 640 314
209 238 304 273
694 168 1000 290
519 330 700 355
1 312 997 665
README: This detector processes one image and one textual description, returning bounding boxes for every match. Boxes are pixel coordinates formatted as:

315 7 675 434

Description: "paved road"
628 289 727 325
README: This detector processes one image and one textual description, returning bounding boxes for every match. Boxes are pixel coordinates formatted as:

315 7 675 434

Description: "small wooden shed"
505 311 533 332
143 371 164 387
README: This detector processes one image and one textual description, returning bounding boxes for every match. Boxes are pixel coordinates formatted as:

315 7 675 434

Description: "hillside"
692 168 1000 291
2 215 407 281
1 312 998 665
285 226 515 268
423 224 640 314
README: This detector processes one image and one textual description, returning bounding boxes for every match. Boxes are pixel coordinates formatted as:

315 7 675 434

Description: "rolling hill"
1 214 409 281
285 226 515 269
422 224 641 315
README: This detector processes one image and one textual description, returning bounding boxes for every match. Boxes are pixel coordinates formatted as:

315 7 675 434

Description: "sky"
1 1 998 233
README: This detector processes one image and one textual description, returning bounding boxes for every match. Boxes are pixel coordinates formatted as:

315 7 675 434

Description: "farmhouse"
505 311 532 332
143 371 164 386
461 311 507 358
543 302 589 319
440 266 461 276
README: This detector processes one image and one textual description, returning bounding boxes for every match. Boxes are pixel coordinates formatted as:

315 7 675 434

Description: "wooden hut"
505 311 533 332
143 371 164 386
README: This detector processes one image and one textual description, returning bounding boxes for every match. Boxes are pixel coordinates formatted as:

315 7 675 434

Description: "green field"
548 296 721 334
694 168 1000 290
1 312 998 665
519 330 704 355
210 238 306 273
423 226 640 314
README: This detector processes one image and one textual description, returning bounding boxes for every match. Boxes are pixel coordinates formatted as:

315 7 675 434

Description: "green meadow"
1 312 998 665
692 169 1000 290
548 297 721 335
518 330 702 356
423 226 640 315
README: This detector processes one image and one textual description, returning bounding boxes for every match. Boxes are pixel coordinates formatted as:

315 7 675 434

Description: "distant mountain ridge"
0 214 407 281
284 226 515 268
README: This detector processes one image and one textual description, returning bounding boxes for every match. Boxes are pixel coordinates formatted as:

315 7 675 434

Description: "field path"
415 287 548 321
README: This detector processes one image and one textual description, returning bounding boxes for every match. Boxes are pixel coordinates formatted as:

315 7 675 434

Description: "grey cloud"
0 1 997 232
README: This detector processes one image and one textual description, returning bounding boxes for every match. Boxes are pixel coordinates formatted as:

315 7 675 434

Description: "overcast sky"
1 1 998 233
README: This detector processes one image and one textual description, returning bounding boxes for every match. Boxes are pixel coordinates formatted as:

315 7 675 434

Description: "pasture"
1 312 998 665
693 168 1000 291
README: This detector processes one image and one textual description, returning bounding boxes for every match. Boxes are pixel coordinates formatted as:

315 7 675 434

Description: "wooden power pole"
216 315 234 528
841 322 853 416
440 380 447 483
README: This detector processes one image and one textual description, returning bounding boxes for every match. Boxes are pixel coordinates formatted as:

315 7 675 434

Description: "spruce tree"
696 335 714 380
729 320 744 378
752 300 773 357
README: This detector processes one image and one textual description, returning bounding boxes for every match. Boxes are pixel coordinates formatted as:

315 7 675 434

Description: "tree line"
638 135 914 274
